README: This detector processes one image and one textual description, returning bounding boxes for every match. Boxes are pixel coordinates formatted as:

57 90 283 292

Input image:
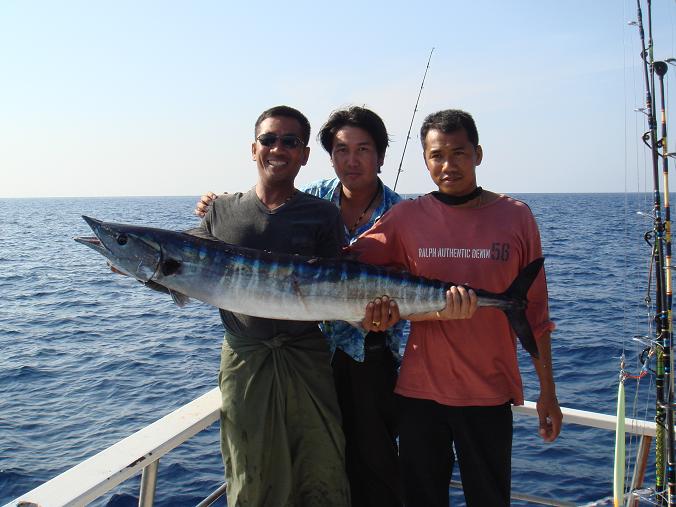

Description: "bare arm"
531 331 562 442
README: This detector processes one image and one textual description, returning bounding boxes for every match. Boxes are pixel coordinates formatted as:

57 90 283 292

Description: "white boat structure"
3 390 657 507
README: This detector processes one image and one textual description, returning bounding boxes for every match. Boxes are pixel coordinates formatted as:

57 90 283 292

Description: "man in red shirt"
355 109 562 506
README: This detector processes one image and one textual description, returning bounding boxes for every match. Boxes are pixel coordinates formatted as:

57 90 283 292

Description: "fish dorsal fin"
169 290 190 307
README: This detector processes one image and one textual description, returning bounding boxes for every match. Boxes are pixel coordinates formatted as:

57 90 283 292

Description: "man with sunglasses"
194 105 351 506
196 106 408 506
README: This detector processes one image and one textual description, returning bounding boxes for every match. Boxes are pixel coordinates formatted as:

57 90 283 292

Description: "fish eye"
116 233 128 246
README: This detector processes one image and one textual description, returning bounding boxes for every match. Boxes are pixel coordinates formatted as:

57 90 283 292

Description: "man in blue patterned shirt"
308 107 405 506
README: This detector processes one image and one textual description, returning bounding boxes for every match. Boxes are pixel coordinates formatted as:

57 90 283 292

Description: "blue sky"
2 0 676 197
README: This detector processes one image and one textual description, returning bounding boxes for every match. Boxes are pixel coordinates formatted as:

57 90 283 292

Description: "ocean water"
0 193 663 506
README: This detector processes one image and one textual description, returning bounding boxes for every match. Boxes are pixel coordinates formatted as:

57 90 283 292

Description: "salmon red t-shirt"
349 194 554 406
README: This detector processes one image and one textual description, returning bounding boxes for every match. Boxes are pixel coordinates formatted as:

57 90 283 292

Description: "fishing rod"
656 58 676 506
640 0 668 493
392 48 434 193
632 1 675 504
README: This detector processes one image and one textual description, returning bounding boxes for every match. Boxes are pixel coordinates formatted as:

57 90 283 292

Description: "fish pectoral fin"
169 290 190 308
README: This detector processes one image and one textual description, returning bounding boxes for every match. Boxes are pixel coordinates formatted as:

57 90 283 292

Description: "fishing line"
621 7 654 502
392 48 434 193
626 0 650 383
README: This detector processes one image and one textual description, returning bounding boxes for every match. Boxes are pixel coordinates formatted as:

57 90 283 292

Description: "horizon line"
0 191 658 199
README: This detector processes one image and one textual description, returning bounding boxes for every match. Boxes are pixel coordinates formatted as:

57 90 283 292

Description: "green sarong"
219 329 350 507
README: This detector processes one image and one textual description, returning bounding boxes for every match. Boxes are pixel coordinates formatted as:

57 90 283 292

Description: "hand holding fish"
362 287 478 332
437 286 478 320
406 286 478 322
362 296 400 331
194 191 220 217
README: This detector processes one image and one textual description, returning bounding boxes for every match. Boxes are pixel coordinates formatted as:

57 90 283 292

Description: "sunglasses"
257 134 305 149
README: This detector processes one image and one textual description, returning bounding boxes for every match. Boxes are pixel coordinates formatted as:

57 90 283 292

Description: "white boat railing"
4 390 658 507
4 389 221 507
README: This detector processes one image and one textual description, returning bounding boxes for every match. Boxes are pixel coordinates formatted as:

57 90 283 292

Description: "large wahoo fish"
75 216 545 358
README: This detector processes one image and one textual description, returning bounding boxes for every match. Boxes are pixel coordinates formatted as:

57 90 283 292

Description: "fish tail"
500 257 545 358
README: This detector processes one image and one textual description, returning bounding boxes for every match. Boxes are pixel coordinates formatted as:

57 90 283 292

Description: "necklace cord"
344 181 382 233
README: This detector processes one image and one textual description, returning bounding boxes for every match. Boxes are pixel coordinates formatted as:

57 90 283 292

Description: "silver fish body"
75 216 544 357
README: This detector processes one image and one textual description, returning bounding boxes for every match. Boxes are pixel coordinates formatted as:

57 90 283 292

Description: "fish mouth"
74 235 102 247
74 216 107 254
74 235 100 244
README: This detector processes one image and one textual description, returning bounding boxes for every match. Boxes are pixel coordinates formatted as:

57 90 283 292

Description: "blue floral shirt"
301 177 407 362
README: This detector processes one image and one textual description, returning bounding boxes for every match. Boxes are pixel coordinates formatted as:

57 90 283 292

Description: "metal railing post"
627 435 653 507
196 483 228 507
138 459 159 507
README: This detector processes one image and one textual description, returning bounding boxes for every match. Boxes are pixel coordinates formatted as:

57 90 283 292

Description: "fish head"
75 216 162 282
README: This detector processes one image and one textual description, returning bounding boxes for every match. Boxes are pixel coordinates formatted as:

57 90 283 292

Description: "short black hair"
255 105 311 145
420 109 479 148
318 106 390 159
